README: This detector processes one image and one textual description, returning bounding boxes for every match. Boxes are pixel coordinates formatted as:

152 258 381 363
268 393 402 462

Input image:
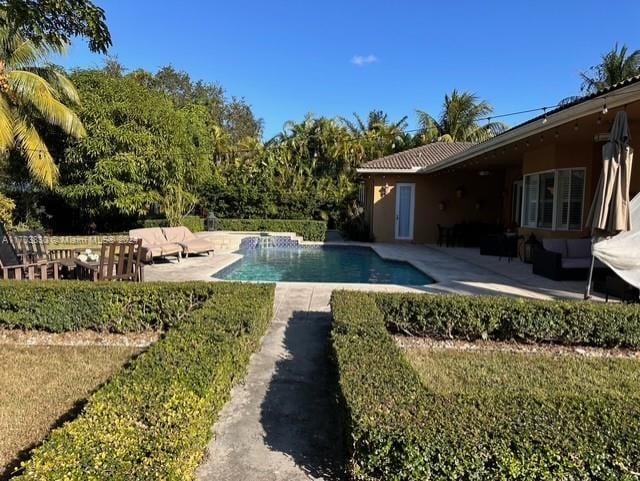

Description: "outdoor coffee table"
74 258 101 281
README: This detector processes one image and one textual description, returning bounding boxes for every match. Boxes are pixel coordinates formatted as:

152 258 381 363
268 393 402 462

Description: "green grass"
0 345 141 479
404 345 640 407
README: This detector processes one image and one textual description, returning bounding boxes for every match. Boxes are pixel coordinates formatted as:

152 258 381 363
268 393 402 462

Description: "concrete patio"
145 234 602 301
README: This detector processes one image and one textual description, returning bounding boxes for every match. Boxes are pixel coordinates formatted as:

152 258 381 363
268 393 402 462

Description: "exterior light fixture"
597 115 602 125
554 131 559 139
541 107 548 125
602 103 608 115
574 122 579 131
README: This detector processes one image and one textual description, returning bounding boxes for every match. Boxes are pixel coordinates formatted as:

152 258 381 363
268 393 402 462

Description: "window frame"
521 167 586 231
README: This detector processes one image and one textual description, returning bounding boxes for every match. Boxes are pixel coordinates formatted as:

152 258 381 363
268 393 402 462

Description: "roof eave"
356 167 422 174
419 83 640 174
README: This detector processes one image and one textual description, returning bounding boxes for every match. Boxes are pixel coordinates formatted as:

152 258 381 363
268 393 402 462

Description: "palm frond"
9 70 85 137
0 96 15 152
13 118 59 187
26 67 81 104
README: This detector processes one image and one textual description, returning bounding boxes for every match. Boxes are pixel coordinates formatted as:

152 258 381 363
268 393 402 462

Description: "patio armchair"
532 238 606 281
76 239 143 282
0 223 60 280
9 229 77 264
129 227 182 263
161 226 215 258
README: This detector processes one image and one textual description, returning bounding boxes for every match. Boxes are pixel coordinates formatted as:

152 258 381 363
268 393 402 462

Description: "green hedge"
13 282 274 480
0 281 224 332
142 215 205 232
217 218 327 241
375 292 640 348
331 291 640 480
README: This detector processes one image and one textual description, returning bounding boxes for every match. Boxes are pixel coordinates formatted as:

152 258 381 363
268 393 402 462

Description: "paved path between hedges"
196 284 346 481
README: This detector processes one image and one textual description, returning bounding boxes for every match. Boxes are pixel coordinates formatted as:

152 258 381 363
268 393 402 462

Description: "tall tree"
0 0 111 53
339 110 410 160
581 43 640 93
0 26 85 187
416 90 506 143
56 69 212 226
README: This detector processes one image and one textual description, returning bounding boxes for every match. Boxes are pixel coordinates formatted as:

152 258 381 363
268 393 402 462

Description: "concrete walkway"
196 285 345 481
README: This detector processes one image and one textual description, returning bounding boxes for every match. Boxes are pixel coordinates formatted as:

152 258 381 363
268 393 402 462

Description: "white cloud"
351 54 378 67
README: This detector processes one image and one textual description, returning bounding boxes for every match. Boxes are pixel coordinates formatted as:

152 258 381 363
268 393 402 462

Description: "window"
522 168 585 230
512 181 523 225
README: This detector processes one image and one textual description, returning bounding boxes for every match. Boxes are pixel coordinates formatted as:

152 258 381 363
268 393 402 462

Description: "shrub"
0 191 15 228
331 291 640 481
141 215 204 232
13 282 274 481
0 281 223 332
376 292 640 348
216 218 327 241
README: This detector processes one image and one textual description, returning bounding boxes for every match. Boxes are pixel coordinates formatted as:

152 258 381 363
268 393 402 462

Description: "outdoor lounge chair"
161 226 215 258
0 223 60 280
129 227 182 263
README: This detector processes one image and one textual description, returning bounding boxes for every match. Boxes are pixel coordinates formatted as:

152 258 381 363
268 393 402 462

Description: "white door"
395 183 415 240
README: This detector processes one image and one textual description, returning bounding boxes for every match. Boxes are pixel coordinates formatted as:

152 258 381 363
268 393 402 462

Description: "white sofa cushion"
542 238 567 256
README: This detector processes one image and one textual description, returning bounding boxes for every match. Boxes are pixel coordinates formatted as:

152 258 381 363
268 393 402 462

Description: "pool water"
214 246 433 285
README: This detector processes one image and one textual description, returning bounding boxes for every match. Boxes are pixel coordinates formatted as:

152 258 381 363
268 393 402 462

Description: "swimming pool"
214 246 433 285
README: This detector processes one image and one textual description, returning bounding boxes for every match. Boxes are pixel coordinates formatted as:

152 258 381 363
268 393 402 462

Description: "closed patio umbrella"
584 111 634 299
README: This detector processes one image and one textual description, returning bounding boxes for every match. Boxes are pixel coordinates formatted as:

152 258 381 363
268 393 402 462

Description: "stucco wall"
366 171 504 243
364 135 640 244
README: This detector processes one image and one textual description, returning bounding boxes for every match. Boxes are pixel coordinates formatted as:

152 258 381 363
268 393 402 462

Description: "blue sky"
55 0 640 139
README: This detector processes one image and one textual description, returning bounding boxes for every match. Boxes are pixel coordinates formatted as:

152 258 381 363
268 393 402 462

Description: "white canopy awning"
592 193 640 289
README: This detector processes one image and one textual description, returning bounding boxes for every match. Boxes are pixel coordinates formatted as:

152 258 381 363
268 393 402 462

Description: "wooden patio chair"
0 223 60 280
77 239 144 282
8 229 77 264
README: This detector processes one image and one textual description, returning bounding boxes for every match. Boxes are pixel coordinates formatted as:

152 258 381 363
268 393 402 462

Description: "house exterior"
358 77 640 244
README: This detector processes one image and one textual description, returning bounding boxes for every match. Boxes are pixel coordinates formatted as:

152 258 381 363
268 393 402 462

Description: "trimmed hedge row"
375 292 640 348
0 281 224 332
217 218 327 241
142 215 205 232
13 282 274 480
331 291 640 480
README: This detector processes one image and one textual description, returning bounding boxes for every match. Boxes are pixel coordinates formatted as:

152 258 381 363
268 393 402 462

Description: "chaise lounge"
161 226 215 258
129 227 182 263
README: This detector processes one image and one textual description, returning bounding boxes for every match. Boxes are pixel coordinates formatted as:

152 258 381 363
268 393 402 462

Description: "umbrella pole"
584 255 596 300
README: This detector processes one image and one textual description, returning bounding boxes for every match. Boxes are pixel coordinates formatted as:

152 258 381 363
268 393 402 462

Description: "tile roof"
360 142 474 171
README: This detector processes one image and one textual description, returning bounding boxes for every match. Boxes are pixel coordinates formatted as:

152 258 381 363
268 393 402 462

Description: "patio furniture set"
0 224 214 282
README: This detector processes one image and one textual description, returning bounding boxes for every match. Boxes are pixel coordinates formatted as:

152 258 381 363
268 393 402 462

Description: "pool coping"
207 241 439 289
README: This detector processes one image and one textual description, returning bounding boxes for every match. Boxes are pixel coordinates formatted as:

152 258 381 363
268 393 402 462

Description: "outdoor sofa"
161 226 215 257
532 238 606 281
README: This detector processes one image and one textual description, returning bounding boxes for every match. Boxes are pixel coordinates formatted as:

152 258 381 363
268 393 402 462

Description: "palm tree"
416 90 506 143
0 25 85 187
339 110 409 159
581 43 640 93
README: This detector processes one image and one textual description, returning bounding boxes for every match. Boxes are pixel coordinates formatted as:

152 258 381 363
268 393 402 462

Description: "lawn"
0 345 141 479
402 345 640 403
